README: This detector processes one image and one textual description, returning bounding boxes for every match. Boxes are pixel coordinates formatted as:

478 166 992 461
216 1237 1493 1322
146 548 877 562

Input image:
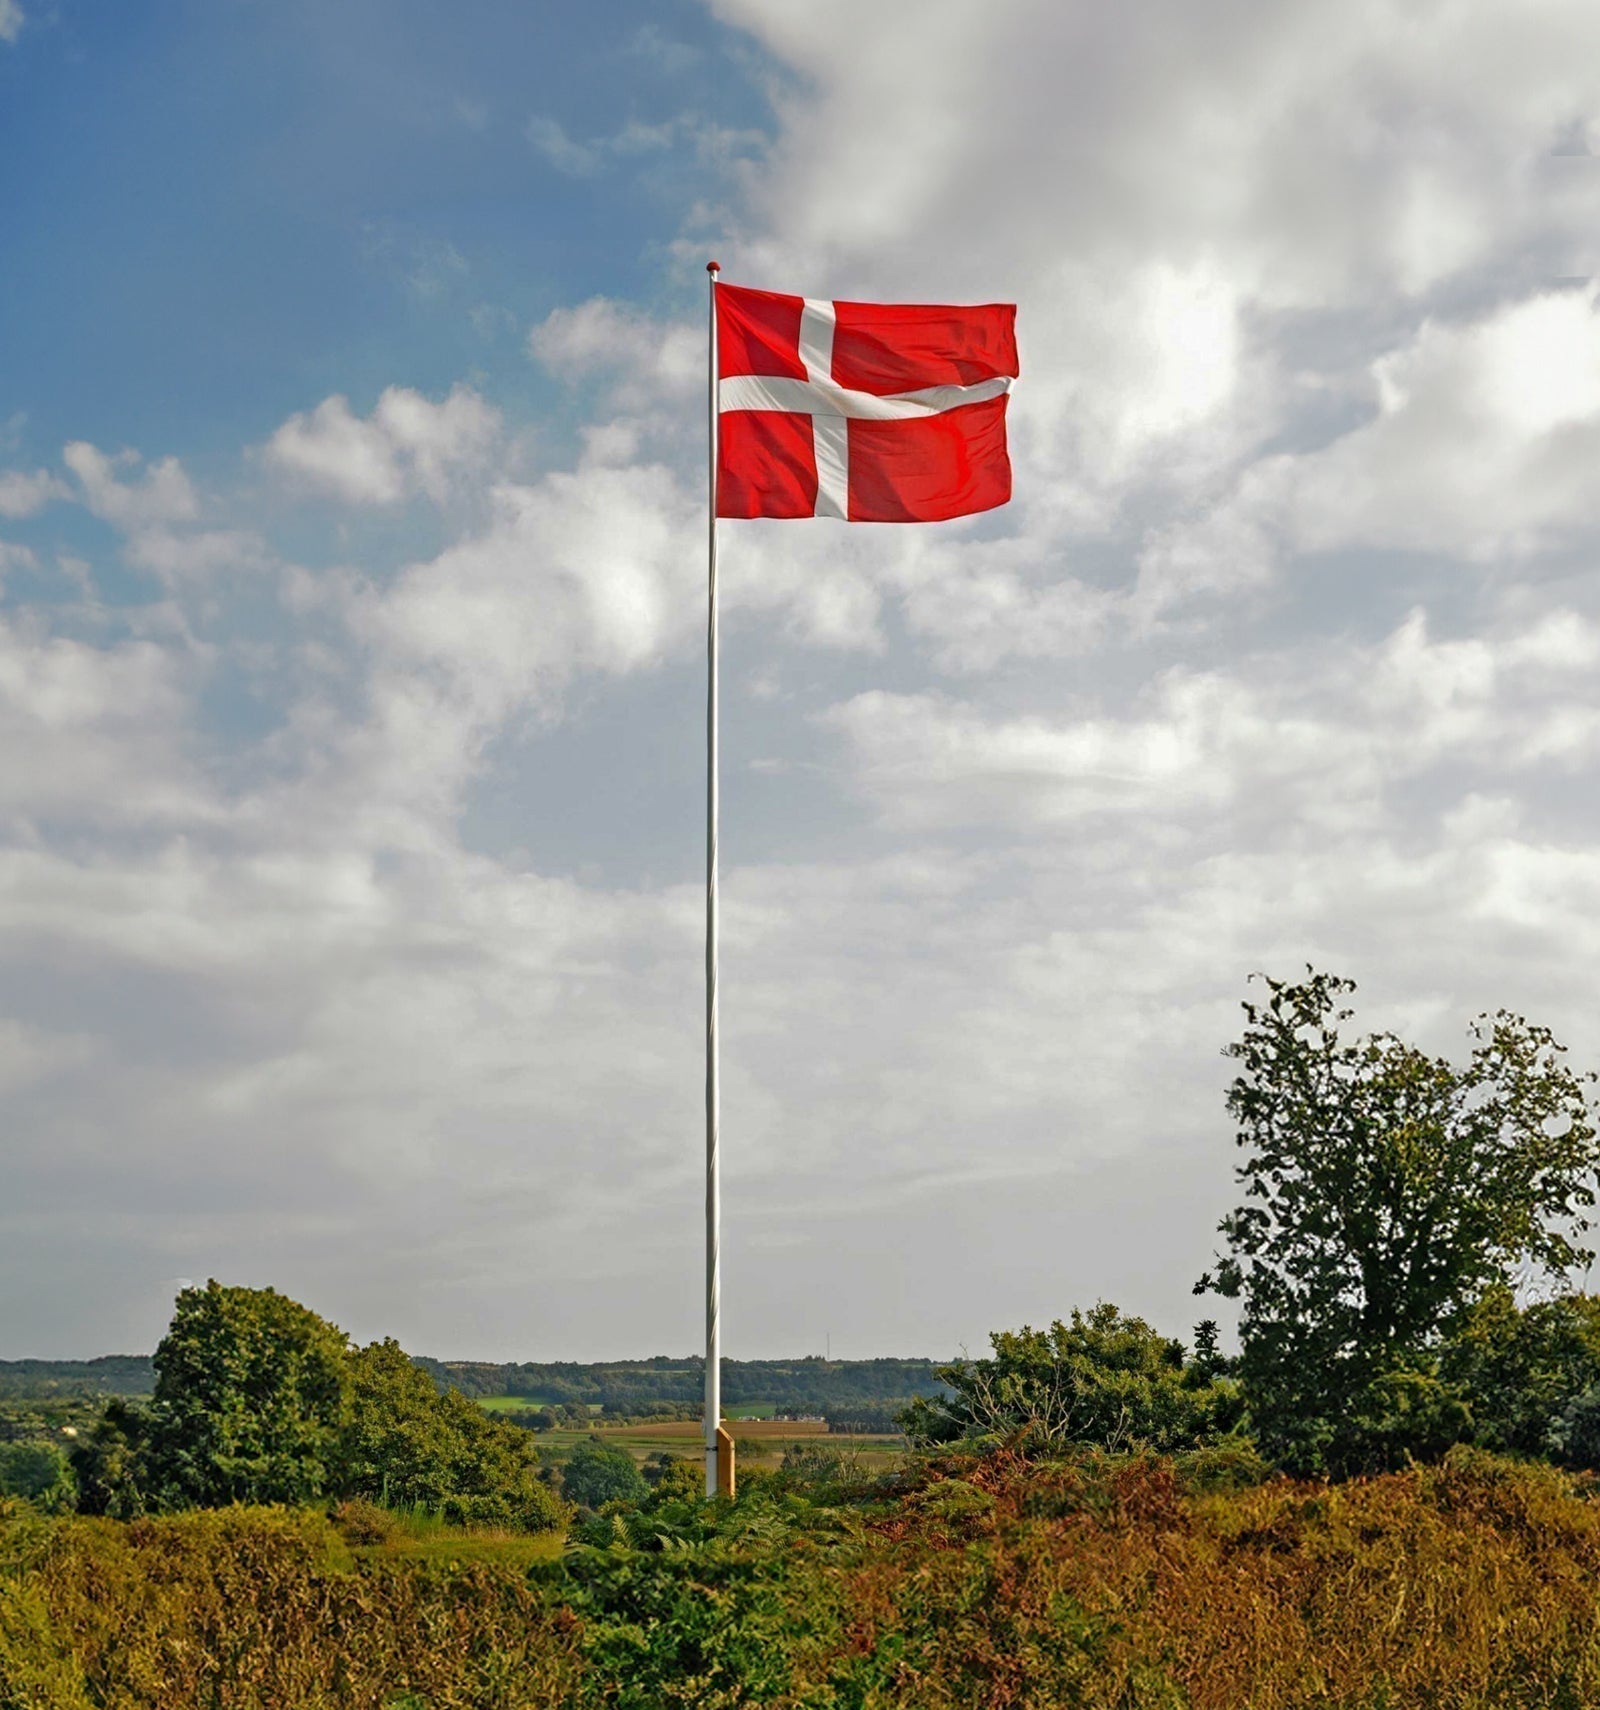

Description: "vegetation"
560 1440 649 1510
68 1284 565 1533
1198 969 1600 1475
900 1302 1241 1452
11 1449 1600 1706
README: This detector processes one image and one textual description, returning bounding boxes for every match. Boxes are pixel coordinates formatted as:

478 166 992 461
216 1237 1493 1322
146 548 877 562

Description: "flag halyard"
714 283 1017 523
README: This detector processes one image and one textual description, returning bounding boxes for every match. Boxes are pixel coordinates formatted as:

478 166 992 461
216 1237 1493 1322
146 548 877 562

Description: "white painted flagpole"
704 259 722 1499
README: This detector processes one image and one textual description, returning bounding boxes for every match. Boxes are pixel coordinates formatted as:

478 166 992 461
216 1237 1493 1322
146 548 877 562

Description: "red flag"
715 284 1018 523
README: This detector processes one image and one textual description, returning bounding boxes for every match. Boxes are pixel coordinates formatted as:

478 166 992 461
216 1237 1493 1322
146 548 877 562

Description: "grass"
473 1395 601 1414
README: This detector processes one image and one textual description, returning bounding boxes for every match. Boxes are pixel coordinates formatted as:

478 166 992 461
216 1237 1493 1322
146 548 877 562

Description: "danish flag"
715 282 1018 523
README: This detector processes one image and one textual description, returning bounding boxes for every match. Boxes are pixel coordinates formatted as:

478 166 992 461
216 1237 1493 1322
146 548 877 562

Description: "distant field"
473 1396 777 1420
526 1419 905 1470
604 1418 829 1439
473 1396 600 1414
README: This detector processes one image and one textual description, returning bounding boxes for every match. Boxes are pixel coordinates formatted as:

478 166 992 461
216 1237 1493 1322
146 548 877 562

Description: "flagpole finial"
707 260 720 274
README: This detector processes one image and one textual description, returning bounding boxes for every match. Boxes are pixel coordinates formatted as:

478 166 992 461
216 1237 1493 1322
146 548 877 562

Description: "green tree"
1440 1286 1600 1456
562 1438 648 1509
70 1397 152 1518
141 1282 350 1508
337 1339 565 1532
1197 970 1600 1475
0 1441 75 1510
899 1302 1241 1452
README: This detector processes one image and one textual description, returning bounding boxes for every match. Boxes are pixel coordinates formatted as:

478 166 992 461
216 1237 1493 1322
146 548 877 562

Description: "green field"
474 1395 601 1414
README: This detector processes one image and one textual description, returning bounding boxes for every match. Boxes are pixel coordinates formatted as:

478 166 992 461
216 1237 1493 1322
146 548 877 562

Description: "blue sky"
5 0 1600 1362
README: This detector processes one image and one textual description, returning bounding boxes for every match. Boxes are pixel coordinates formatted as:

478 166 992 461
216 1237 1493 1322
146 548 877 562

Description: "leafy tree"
0 1441 75 1510
562 1439 648 1509
70 1397 152 1518
142 1282 350 1508
900 1302 1241 1452
1549 1382 1600 1469
337 1339 564 1532
1440 1287 1600 1457
1197 970 1600 1475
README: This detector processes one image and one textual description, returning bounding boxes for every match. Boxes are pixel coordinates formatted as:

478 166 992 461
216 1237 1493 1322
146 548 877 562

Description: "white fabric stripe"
811 414 849 519
798 299 844 518
798 298 836 383
718 371 1013 420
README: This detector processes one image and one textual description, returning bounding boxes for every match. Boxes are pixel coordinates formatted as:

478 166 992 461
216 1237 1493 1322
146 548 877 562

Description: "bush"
337 1339 566 1534
0 1443 75 1511
901 1303 1241 1454
562 1440 647 1510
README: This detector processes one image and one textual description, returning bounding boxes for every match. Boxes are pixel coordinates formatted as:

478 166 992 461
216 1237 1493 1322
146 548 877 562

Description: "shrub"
901 1303 1241 1453
562 1441 647 1510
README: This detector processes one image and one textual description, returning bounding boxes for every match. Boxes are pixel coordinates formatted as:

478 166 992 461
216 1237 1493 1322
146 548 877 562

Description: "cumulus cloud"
0 468 67 518
264 385 501 505
529 297 701 411
63 443 198 531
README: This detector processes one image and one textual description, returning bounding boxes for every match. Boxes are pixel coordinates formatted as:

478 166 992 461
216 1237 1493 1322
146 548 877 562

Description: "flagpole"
704 259 723 1499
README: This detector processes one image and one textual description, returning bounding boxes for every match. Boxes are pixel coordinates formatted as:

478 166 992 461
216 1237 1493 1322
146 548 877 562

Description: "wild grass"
7 1449 1600 1706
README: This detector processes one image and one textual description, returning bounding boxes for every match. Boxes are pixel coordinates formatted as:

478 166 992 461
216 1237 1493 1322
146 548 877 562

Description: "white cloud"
529 297 700 410
0 468 67 518
63 443 198 531
264 385 501 506
0 0 21 45
526 113 688 178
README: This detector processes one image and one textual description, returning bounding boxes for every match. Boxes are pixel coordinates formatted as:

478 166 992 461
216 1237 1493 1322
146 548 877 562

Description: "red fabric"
718 411 817 519
715 286 808 381
847 397 1011 523
832 301 1017 395
715 282 1017 523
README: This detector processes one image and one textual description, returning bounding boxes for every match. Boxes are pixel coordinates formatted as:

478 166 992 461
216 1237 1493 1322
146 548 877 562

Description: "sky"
3 0 1600 1363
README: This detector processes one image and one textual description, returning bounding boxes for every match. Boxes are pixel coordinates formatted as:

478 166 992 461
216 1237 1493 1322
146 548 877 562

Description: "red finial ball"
707 260 721 273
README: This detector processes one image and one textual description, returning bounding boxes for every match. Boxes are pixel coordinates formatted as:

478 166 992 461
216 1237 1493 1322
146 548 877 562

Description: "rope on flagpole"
704 259 723 1499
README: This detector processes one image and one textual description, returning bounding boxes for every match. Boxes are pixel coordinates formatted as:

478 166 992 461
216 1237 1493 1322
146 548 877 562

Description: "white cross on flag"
715 283 1018 523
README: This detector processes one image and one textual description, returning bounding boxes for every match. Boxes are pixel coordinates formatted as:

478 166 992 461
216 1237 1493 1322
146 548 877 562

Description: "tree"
75 1285 565 1532
899 1303 1241 1453
142 1281 350 1508
337 1339 565 1532
1439 1287 1600 1457
562 1438 648 1509
1197 970 1600 1475
0 1441 75 1510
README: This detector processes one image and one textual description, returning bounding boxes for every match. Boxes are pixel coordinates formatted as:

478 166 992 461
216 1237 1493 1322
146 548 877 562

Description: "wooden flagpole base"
715 1422 736 1499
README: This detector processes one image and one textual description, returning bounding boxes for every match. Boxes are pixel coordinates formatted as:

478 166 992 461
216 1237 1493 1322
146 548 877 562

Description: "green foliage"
900 1302 1242 1453
1551 1380 1600 1480
1441 1286 1600 1457
142 1281 350 1509
0 1443 74 1511
1198 969 1600 1475
338 1338 566 1533
68 1398 151 1519
71 1288 565 1533
562 1439 648 1510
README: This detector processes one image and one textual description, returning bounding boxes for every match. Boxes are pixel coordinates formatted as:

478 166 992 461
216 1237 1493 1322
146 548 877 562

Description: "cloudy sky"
3 0 1600 1363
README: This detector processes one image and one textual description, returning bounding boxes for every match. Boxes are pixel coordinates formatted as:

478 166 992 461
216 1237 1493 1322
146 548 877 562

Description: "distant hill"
415 1355 947 1415
0 1352 947 1414
0 1356 156 1399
